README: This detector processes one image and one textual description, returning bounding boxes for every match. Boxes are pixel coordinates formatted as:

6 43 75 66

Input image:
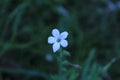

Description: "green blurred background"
0 0 120 80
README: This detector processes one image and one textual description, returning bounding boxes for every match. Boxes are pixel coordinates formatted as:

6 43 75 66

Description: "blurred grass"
0 0 120 80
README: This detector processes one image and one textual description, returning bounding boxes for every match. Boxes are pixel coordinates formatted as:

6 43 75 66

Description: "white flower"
48 29 68 52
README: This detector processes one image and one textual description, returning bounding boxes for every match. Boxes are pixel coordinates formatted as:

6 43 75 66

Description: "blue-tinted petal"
52 29 60 39
60 31 68 39
52 42 60 52
48 36 56 44
60 40 68 47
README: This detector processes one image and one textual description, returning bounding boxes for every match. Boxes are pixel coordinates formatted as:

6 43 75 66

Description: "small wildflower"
45 54 53 62
48 29 68 52
107 2 116 12
73 64 81 69
69 63 81 69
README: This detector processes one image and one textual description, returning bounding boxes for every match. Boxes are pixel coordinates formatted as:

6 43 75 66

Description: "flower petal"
60 31 68 39
48 36 56 44
52 42 60 52
60 40 68 47
52 29 60 39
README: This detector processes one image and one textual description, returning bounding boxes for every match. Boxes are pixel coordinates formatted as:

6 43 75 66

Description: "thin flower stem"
57 48 66 75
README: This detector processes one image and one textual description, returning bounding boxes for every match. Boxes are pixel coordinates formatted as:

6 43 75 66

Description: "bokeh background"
0 0 120 80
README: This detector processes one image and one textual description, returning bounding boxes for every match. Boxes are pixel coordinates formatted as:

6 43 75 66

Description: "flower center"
57 38 61 42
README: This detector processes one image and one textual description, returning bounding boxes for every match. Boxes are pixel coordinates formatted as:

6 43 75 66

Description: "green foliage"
0 0 120 80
